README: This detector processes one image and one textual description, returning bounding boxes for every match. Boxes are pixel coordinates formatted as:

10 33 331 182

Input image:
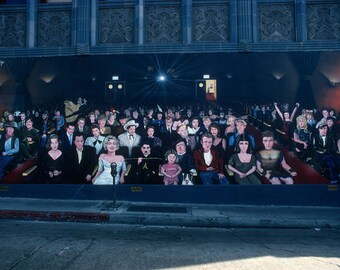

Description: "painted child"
161 149 182 185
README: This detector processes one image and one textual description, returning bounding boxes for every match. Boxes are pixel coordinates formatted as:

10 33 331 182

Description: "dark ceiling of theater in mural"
0 52 339 110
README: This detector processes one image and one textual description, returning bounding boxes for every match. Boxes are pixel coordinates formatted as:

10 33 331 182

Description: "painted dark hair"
234 133 253 154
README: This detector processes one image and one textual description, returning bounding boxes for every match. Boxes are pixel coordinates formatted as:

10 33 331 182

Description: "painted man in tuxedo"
65 132 96 184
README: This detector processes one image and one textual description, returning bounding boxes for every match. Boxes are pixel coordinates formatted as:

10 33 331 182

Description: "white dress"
93 158 126 185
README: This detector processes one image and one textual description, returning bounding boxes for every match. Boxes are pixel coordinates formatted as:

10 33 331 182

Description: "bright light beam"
158 75 166 82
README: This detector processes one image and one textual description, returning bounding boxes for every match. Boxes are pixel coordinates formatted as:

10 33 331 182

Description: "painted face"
201 136 213 152
191 119 199 128
147 128 154 137
77 120 85 128
109 114 116 121
227 117 235 126
141 144 151 156
6 127 14 136
106 139 117 152
143 117 149 125
322 110 329 118
178 126 188 137
132 111 138 118
125 110 131 118
166 119 173 127
92 128 100 138
67 125 75 134
89 115 96 122
98 119 106 127
50 138 59 151
319 126 328 136
167 153 177 165
298 118 306 128
239 140 249 153
236 122 245 134
327 119 334 127
8 114 14 121
210 127 218 136
26 119 33 129
203 119 211 127
119 118 127 125
175 141 186 155
127 126 136 135
74 136 84 150
262 137 274 150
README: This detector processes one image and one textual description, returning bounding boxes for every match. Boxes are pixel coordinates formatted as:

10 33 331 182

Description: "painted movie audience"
0 97 339 185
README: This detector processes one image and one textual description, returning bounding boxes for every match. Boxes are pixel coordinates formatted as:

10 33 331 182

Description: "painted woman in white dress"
92 135 126 185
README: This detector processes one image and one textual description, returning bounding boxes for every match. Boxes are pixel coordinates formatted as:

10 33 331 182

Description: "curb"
0 210 110 223
108 214 340 229
1 209 340 229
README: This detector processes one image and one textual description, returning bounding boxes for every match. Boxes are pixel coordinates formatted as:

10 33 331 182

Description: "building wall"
0 0 339 111
0 0 339 57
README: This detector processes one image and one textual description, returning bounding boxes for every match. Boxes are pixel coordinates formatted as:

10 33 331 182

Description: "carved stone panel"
258 4 295 42
146 6 181 44
0 12 26 47
38 10 72 47
307 4 340 40
98 8 134 44
193 5 229 42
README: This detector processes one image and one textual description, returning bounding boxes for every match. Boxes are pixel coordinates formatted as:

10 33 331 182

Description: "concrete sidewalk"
0 197 339 228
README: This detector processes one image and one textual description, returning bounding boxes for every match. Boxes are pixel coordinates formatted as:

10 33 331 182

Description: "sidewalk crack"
7 238 59 270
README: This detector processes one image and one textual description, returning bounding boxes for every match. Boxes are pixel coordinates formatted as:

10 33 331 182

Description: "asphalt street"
0 220 339 270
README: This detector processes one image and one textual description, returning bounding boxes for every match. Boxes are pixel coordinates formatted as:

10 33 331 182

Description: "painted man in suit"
118 119 141 158
128 141 161 184
65 132 96 184
59 122 75 152
75 117 91 139
313 120 338 184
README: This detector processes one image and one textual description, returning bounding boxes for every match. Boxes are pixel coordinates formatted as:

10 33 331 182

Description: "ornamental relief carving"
99 8 134 44
0 13 26 47
258 4 295 42
38 11 72 47
146 7 181 44
193 5 229 42
307 4 340 40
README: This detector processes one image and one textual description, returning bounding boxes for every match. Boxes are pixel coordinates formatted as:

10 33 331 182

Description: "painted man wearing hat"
0 122 20 181
118 119 141 158
313 120 338 184
128 140 161 184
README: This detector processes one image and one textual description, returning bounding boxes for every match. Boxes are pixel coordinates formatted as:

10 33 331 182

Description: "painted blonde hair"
296 115 308 131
